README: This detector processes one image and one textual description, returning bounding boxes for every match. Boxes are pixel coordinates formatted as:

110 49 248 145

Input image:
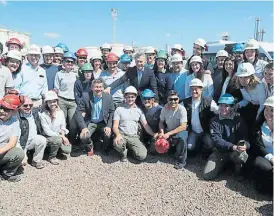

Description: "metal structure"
111 8 118 44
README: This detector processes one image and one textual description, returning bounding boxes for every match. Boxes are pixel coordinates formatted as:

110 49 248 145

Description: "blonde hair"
236 74 260 90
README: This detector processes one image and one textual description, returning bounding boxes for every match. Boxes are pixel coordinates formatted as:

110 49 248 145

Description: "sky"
0 1 273 55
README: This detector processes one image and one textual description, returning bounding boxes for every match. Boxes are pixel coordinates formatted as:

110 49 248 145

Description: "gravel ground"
0 151 272 216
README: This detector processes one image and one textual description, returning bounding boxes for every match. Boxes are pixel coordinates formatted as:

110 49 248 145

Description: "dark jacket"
18 111 43 149
154 70 173 105
213 68 223 102
109 66 159 100
183 96 216 133
74 79 92 106
223 78 243 103
75 92 115 130
210 114 250 151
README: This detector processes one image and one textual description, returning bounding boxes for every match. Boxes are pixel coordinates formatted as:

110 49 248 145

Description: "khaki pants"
47 136 72 158
25 135 47 163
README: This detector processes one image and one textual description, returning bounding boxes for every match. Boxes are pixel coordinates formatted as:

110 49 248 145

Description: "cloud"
244 16 255 21
43 32 60 38
166 33 171 37
0 0 7 6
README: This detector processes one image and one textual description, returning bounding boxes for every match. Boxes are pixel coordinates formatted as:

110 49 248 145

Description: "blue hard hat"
218 93 235 105
141 89 155 98
56 43 69 53
120 54 132 63
63 51 76 60
232 43 244 53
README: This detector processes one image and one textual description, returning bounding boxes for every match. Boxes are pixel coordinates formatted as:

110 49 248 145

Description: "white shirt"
0 64 14 98
221 76 231 97
261 121 274 161
262 78 274 98
253 59 268 80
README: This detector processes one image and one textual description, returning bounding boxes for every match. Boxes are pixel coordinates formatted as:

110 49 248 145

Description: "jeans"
187 131 214 152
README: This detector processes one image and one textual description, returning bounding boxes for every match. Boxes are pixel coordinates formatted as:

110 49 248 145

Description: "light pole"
111 8 118 44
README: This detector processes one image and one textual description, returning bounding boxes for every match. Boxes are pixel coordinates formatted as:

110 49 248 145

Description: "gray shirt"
0 116 20 148
113 104 146 136
0 64 14 98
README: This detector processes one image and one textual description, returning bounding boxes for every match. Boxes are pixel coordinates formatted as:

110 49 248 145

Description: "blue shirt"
91 95 103 123
170 70 188 100
137 70 143 86
40 64 59 90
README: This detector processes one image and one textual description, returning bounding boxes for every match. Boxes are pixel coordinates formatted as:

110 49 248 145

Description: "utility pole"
254 17 261 40
111 8 118 44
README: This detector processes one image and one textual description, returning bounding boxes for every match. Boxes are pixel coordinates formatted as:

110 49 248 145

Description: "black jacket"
74 79 92 106
75 92 115 130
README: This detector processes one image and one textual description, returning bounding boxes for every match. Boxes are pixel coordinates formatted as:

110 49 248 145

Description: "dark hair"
188 61 205 81
5 57 22 74
153 58 170 72
167 90 179 98
92 78 104 86
243 49 260 65
221 56 238 85
0 42 3 55
265 62 274 70
44 100 59 121
187 54 209 71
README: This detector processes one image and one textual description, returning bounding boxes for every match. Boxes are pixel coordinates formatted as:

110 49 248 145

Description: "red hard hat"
0 94 20 110
106 53 119 62
5 38 22 49
75 48 88 57
155 137 170 154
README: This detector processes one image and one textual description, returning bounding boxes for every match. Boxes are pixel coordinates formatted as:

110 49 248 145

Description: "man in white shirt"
262 62 274 98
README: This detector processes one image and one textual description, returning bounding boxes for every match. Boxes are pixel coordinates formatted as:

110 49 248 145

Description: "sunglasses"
0 106 13 112
169 98 179 102
78 57 87 60
22 104 33 108
65 60 74 64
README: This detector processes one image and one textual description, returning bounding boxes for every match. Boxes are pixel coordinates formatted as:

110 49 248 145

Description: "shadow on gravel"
99 149 120 164
255 203 273 216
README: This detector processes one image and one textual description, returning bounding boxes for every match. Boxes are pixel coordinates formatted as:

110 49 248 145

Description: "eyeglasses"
78 57 87 60
65 60 74 64
22 104 33 108
169 98 179 102
0 106 13 112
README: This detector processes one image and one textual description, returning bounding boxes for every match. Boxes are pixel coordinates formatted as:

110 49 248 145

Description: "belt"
58 96 75 102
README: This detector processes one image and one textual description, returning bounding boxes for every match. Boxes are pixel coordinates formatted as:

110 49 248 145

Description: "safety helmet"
81 63 93 72
6 38 23 49
172 44 183 51
189 78 204 88
216 50 229 58
0 94 20 110
156 50 167 60
63 51 76 60
218 93 235 105
120 54 132 63
145 46 156 54
56 43 69 53
190 55 203 64
141 89 155 98
124 86 138 95
194 38 206 48
27 44 41 55
155 137 170 154
7 50 22 61
235 62 255 77
54 47 64 55
44 91 58 102
232 43 244 53
123 46 134 52
106 53 119 62
91 55 102 61
264 96 274 108
100 43 112 50
75 48 88 57
171 54 183 63
244 39 259 50
42 45 55 55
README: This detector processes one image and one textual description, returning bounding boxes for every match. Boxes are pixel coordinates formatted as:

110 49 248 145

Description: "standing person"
5 50 22 90
0 49 14 98
145 47 156 70
90 53 103 79
232 43 244 65
203 94 249 180
113 86 157 162
5 38 23 52
119 54 132 72
243 38 268 80
18 96 47 169
40 45 59 90
39 91 71 165
100 43 112 70
0 94 24 182
55 43 69 54
75 48 88 79
53 47 64 66
185 56 213 98
123 46 135 67
262 62 274 98
54 51 78 129
75 79 115 156
158 90 188 169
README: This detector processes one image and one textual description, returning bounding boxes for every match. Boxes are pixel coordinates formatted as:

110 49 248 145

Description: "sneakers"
48 157 60 165
174 161 186 170
31 161 45 169
120 156 128 162
1 174 21 182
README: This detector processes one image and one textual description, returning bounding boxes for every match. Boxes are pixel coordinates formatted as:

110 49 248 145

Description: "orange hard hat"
75 48 88 57
106 53 119 62
0 94 20 110
5 38 23 49
155 137 170 154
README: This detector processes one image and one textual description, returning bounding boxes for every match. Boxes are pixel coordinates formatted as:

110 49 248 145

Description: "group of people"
0 37 273 195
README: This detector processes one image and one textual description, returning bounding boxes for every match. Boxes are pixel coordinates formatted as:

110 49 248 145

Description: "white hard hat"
54 47 64 54
27 44 41 55
123 46 134 52
171 54 183 63
42 45 54 54
194 38 206 48
101 43 111 50
235 62 255 77
190 55 203 64
124 86 138 95
91 55 102 61
145 46 155 54
264 96 274 107
172 44 183 51
7 50 22 61
216 50 229 58
189 78 204 88
44 91 58 102
244 38 259 50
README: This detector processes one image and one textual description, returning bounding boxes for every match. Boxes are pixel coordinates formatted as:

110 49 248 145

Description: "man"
100 43 112 70
262 62 274 97
106 53 158 108
17 44 48 113
75 79 115 156
0 94 24 182
118 54 132 72
18 96 47 169
213 50 229 101
123 46 135 67
182 78 219 155
203 94 249 180
5 38 23 51
53 47 64 66
40 45 59 90
145 46 156 69
113 86 157 162
232 43 244 65
158 90 188 169
169 54 188 100
75 48 88 77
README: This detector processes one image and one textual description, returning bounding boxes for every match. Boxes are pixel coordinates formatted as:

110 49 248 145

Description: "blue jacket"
154 71 173 105
74 80 92 105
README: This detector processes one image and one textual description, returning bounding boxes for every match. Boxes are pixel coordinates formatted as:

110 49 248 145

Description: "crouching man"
203 94 249 180
18 96 47 169
158 90 188 170
76 78 115 156
113 86 157 162
0 94 24 182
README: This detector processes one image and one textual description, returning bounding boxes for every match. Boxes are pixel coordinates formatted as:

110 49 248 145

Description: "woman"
243 38 268 80
54 51 78 128
185 55 213 98
153 51 172 105
90 54 103 79
5 50 22 90
39 91 71 165
251 96 274 194
219 56 242 102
